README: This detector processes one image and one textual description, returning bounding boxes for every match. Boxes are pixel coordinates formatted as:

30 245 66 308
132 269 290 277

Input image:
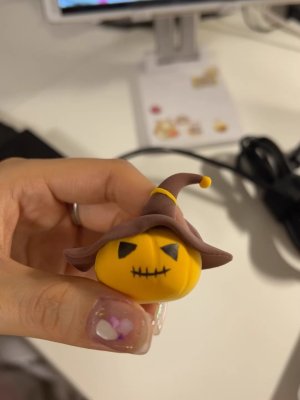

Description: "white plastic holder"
133 14 242 149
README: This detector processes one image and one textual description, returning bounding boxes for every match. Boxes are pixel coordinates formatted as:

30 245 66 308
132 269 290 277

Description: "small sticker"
154 120 179 140
150 105 162 114
213 120 228 133
188 123 202 135
175 115 191 126
192 66 218 88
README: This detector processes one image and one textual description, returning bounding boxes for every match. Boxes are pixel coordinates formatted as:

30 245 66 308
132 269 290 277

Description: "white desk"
0 1 300 400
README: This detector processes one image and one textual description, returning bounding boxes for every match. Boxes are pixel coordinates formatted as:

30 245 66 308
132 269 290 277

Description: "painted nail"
87 297 152 354
153 303 167 336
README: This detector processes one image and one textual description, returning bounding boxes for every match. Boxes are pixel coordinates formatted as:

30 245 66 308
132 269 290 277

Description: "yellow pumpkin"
94 228 201 303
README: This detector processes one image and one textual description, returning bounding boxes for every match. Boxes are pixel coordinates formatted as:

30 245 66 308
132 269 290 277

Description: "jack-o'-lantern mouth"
131 266 171 278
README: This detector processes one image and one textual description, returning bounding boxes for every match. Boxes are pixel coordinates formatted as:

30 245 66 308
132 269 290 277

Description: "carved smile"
131 266 171 278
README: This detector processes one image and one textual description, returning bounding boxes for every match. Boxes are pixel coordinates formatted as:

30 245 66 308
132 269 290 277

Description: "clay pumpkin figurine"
65 173 232 303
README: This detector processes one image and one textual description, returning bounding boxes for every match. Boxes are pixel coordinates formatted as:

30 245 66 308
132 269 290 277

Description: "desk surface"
1 1 300 400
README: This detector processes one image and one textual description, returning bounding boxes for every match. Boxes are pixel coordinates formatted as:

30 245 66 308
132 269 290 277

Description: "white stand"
154 14 199 65
134 14 242 148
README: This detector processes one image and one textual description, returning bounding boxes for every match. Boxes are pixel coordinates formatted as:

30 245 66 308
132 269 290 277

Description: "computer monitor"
42 0 286 23
41 0 292 149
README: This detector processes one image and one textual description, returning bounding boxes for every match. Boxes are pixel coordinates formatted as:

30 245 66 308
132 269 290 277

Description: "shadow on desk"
0 336 88 400
200 160 300 282
199 160 300 400
146 159 300 398
271 333 300 400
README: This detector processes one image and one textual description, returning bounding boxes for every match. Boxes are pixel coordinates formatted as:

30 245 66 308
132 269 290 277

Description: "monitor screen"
44 0 277 22
57 0 233 14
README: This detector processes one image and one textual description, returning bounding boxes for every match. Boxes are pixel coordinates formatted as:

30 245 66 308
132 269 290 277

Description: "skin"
0 157 167 352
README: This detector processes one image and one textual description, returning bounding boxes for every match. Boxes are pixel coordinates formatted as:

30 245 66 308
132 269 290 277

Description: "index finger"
5 158 155 216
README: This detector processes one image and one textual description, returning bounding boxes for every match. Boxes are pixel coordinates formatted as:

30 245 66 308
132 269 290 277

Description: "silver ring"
71 202 81 226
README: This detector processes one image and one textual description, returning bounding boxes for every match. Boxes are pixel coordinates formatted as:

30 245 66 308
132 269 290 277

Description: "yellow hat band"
151 176 212 204
150 188 177 204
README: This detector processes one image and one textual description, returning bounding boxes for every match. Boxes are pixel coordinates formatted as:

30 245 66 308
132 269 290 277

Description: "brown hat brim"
65 214 232 272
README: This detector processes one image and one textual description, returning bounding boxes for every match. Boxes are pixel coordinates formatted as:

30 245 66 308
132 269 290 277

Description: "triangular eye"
161 244 179 261
118 242 137 259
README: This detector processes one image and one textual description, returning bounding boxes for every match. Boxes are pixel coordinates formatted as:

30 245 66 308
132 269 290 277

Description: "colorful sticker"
188 122 202 135
214 120 228 133
154 119 179 140
192 66 218 88
150 105 162 115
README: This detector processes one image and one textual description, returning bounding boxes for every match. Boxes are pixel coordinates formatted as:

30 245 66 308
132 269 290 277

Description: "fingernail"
87 297 152 354
153 303 167 336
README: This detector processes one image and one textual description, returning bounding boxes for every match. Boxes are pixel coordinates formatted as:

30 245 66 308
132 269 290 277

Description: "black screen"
57 0 228 14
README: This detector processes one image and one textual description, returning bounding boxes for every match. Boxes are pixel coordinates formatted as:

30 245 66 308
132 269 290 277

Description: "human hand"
0 158 160 354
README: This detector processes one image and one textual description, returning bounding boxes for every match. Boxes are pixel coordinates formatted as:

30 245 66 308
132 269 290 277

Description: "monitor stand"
134 13 242 148
154 14 199 65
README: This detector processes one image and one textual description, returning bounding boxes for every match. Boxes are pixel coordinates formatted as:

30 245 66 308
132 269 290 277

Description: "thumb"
0 258 153 354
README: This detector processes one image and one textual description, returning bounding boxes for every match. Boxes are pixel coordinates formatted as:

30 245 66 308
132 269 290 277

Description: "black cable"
119 137 299 182
236 136 294 184
119 136 300 251
119 144 266 188
289 144 300 170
